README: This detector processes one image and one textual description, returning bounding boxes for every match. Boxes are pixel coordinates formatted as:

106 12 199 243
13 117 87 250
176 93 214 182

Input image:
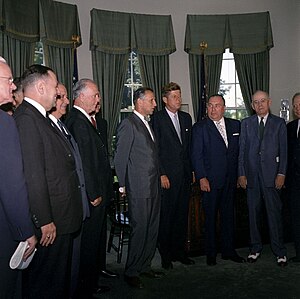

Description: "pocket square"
233 133 239 136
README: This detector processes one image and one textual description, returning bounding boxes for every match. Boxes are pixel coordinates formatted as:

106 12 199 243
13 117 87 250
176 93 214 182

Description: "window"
120 52 142 121
219 49 248 120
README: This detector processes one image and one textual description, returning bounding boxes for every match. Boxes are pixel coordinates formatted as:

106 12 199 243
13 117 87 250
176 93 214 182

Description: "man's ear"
36 80 45 95
162 96 168 105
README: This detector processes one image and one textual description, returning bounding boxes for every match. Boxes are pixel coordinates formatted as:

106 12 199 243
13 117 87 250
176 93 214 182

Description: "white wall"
62 0 300 120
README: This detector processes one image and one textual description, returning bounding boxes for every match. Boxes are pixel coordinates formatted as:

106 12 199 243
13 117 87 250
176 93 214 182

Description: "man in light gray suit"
114 87 163 289
238 90 287 267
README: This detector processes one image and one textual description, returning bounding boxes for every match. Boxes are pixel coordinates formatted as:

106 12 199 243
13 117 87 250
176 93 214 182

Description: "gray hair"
73 78 96 100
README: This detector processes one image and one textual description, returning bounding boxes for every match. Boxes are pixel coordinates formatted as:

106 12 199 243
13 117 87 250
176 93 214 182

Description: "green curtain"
0 0 39 76
184 12 274 118
206 54 223 97
138 54 170 110
132 13 175 110
92 51 128 156
234 51 270 114
90 9 176 153
39 0 81 102
90 9 131 155
188 54 223 120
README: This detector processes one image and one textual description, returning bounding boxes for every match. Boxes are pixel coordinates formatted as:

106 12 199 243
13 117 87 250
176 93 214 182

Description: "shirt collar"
74 105 92 122
24 97 47 117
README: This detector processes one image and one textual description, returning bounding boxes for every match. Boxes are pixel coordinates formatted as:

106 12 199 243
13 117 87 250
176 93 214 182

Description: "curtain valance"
90 9 176 56
0 0 39 42
185 11 273 55
39 0 81 48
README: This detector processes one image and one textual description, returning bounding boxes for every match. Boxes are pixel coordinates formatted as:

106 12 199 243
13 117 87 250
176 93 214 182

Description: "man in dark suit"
152 82 194 270
0 57 37 299
238 90 287 267
65 79 112 297
14 65 83 298
114 87 163 289
49 83 90 296
192 94 244 266
286 92 300 262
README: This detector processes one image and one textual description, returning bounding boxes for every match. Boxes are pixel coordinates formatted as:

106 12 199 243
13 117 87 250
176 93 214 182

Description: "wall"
61 0 300 120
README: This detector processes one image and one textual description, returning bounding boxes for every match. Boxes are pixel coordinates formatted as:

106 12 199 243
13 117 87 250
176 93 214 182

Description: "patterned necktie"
259 117 264 140
173 113 182 143
216 120 228 147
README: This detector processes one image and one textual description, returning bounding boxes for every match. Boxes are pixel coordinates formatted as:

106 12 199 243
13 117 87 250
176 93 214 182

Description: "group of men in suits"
0 61 117 298
2 53 300 297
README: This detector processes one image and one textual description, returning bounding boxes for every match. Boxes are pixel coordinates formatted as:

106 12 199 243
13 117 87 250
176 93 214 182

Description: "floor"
96 242 300 299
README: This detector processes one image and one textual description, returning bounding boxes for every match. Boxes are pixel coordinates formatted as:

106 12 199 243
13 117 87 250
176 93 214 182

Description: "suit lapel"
207 118 225 145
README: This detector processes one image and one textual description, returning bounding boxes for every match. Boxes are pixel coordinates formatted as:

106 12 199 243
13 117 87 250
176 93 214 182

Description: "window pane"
220 59 236 83
122 86 132 109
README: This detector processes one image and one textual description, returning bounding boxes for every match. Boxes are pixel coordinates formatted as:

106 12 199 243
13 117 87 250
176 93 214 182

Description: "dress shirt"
73 105 95 125
24 97 47 117
133 110 154 141
165 108 182 143
214 117 228 147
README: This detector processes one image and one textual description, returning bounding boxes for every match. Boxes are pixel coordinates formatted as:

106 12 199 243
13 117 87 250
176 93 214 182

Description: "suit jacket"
151 108 192 181
238 113 287 188
114 113 160 198
191 117 240 189
0 110 34 258
286 119 300 187
49 116 90 220
65 108 112 206
14 101 83 235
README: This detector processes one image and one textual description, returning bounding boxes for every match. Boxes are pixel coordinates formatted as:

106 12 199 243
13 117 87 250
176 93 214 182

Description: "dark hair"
133 87 154 105
21 64 54 90
162 82 181 98
73 78 95 100
208 94 225 105
292 92 300 104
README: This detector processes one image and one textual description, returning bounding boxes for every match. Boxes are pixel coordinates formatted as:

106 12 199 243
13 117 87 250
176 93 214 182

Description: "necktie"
143 116 154 141
216 120 228 147
91 116 97 128
259 117 264 140
57 119 71 141
173 113 182 143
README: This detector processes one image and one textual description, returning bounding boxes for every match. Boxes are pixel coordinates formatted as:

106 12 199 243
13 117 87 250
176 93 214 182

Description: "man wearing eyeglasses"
192 94 245 266
238 90 287 267
0 58 37 298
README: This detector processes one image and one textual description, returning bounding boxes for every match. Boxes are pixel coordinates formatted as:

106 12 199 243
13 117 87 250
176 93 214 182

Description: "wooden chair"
107 184 130 263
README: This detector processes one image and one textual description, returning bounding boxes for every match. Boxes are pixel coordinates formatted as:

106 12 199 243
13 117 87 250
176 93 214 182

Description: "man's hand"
161 175 170 189
91 197 103 207
238 176 247 189
275 175 285 189
200 178 210 192
40 222 56 246
23 235 37 260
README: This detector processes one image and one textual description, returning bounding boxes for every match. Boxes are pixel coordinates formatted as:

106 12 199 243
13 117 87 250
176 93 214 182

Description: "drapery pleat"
234 51 270 114
138 54 169 111
92 51 128 155
0 0 39 76
188 54 223 120
39 0 81 101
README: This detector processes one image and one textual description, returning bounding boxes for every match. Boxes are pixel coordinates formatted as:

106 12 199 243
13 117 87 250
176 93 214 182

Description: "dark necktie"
91 116 97 128
57 119 72 143
259 117 264 140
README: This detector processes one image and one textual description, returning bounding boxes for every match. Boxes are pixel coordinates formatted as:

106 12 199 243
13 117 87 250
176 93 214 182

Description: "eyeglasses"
0 76 14 85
